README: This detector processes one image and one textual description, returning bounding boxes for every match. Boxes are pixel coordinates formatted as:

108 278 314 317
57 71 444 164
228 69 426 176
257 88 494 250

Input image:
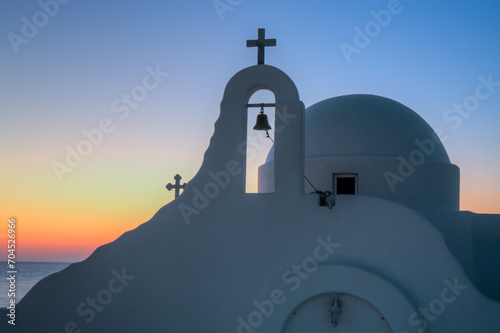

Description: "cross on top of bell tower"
246 28 276 65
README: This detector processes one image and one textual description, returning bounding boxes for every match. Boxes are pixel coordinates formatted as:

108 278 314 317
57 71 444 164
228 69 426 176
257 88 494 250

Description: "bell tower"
183 29 305 197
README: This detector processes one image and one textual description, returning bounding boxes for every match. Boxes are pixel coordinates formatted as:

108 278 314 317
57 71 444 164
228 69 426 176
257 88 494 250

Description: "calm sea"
0 261 72 307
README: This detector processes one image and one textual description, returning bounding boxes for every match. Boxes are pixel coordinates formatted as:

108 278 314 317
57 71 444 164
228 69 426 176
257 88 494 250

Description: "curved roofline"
264 94 450 164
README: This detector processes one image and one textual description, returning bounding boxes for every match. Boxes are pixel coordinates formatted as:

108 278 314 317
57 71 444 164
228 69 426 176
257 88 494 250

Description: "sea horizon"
1 261 73 307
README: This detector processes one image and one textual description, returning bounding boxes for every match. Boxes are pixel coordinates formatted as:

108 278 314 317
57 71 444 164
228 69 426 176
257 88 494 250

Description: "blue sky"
0 0 499 261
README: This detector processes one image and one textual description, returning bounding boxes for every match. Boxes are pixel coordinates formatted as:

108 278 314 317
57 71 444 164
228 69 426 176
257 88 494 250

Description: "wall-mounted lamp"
330 294 342 327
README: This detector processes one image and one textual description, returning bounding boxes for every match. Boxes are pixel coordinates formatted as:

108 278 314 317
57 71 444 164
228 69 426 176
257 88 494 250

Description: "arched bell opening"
219 64 304 196
246 89 275 193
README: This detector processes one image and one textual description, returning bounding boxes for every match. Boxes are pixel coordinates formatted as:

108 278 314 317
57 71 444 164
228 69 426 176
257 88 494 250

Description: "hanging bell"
253 107 272 131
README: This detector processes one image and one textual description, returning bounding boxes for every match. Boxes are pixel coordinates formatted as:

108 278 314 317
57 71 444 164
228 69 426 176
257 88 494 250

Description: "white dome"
265 94 450 164
259 94 459 210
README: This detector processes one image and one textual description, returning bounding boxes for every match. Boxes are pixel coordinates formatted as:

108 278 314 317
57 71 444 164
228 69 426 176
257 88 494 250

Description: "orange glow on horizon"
1 153 498 263
460 188 500 214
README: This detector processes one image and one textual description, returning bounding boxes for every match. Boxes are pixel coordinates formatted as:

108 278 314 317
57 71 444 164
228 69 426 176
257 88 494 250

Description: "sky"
0 0 499 263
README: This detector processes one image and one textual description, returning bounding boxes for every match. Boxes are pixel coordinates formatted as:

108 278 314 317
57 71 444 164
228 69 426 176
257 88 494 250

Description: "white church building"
4 30 500 333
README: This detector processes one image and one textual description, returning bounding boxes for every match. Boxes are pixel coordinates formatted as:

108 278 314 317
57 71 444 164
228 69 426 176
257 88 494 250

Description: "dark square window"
334 174 357 195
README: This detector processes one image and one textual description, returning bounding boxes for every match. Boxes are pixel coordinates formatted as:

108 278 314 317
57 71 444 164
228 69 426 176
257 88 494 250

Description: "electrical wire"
264 129 332 209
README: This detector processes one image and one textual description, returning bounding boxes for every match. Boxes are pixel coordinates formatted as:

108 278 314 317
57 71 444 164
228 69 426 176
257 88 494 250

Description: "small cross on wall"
247 28 276 65
166 174 187 198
